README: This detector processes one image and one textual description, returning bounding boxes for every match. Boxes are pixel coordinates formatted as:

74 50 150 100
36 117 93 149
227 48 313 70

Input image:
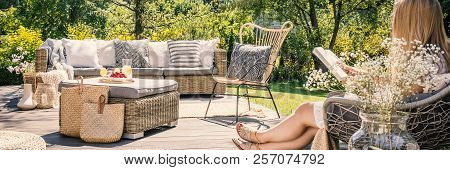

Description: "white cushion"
199 38 219 68
96 40 116 67
62 39 101 68
148 41 170 67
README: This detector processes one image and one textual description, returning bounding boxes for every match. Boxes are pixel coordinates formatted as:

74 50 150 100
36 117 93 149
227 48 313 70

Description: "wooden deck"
0 86 282 150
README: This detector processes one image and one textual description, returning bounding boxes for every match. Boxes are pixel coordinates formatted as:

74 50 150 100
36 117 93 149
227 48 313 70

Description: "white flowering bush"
305 51 367 91
305 69 342 90
6 47 34 74
345 38 444 119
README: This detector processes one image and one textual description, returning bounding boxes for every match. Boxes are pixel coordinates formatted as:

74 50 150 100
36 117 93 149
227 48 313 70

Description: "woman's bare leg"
239 127 318 150
259 128 318 150
256 102 318 143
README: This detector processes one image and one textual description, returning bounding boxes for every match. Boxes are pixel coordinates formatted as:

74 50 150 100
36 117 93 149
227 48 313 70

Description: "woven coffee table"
61 78 180 139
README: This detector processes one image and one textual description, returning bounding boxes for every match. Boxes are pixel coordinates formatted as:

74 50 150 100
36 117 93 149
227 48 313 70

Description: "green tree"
15 0 108 39
0 7 20 35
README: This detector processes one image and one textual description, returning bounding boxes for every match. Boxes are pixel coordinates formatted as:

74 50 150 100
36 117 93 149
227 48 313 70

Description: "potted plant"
345 38 445 150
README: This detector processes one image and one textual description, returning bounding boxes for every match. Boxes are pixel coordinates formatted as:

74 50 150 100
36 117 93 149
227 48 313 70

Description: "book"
312 47 348 81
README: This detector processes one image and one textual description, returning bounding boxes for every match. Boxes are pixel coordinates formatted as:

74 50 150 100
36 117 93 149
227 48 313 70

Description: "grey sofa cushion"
163 67 217 76
73 68 163 77
132 68 164 76
60 78 178 99
73 68 102 77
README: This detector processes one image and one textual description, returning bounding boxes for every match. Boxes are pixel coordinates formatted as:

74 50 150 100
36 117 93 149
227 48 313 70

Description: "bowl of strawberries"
110 72 128 82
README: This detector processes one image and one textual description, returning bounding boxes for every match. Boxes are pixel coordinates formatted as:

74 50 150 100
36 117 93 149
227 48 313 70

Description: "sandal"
236 122 262 144
232 138 260 150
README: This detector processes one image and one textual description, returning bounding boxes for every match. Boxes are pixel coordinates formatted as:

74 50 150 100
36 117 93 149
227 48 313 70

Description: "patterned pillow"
227 43 272 82
168 40 202 67
113 40 149 68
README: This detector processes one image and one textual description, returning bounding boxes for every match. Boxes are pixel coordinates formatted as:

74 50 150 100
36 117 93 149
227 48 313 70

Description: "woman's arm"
411 84 424 94
336 61 366 76
337 61 425 93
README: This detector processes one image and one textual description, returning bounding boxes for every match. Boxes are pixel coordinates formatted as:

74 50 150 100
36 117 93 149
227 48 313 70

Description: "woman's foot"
232 138 260 150
236 122 262 143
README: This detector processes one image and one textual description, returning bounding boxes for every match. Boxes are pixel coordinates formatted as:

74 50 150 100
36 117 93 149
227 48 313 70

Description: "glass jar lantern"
122 59 132 80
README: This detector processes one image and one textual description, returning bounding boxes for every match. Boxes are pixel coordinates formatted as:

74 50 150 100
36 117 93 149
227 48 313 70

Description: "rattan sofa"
33 47 227 95
324 84 450 150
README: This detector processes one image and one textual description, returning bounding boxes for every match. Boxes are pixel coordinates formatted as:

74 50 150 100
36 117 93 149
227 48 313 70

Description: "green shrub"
0 26 42 85
67 22 96 40
0 8 20 35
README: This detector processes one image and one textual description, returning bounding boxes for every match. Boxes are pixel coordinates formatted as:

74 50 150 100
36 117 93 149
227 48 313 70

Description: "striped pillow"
168 40 202 67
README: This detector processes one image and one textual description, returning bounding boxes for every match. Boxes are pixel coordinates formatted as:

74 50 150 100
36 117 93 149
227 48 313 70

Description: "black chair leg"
266 86 280 118
204 82 218 118
235 85 240 123
245 86 250 111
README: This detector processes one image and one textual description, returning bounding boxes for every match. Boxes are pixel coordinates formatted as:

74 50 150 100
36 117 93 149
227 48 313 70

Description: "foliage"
104 4 135 40
67 22 97 40
0 8 20 35
14 0 108 39
104 0 253 50
235 0 395 82
0 26 42 85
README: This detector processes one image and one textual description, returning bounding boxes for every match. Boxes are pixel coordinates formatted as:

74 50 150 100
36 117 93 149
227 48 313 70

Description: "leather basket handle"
98 95 106 114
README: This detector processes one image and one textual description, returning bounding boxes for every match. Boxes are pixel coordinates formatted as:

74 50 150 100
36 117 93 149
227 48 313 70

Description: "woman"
232 0 449 150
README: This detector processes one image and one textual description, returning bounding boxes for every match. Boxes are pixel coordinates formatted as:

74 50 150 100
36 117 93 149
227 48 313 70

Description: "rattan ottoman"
60 78 180 139
0 131 46 150
109 91 179 139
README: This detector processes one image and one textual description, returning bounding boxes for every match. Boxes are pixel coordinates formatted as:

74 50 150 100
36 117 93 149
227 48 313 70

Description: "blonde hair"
392 0 449 67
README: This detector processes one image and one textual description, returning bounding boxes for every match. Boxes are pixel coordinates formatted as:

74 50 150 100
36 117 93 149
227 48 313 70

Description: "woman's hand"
336 61 360 76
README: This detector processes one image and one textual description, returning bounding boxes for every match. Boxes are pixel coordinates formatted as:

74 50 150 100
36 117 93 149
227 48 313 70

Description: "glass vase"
348 112 419 150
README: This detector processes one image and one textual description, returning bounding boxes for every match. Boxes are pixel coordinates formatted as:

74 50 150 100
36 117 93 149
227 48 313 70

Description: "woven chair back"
239 21 293 83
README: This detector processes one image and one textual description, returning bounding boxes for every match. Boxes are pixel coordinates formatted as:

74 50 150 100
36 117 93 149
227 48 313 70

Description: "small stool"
0 131 46 150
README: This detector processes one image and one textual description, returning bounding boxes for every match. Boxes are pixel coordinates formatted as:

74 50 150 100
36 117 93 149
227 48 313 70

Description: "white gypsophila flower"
16 47 23 51
344 38 442 119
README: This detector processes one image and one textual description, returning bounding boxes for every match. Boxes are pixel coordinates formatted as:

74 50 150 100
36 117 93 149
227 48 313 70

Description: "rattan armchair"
324 84 450 149
204 21 294 122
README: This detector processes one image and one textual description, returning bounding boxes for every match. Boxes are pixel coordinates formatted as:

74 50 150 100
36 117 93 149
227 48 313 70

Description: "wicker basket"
34 83 58 109
80 95 124 143
59 77 109 138
23 73 44 92
35 48 48 73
